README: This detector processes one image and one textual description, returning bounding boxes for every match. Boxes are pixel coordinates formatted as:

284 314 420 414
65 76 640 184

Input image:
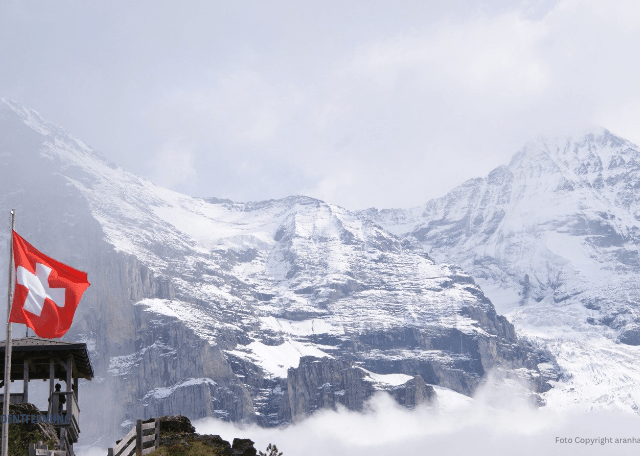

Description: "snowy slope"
364 128 640 414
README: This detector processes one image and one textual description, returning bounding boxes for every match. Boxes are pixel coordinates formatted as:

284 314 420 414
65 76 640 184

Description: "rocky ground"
147 415 261 456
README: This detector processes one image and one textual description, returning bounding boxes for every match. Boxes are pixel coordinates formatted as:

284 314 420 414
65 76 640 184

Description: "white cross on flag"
9 230 90 338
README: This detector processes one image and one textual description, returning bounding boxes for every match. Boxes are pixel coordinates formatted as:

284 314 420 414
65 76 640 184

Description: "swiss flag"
9 230 90 338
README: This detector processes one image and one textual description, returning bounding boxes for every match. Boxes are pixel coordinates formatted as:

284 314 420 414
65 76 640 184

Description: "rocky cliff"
363 128 640 414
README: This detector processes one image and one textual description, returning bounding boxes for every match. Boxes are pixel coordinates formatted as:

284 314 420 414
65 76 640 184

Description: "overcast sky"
2 0 640 210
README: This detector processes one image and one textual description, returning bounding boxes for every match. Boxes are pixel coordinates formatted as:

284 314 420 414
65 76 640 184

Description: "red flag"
9 230 90 338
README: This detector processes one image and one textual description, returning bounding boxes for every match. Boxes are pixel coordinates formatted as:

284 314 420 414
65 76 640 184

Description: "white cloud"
189 381 640 456
74 370 640 456
3 0 640 208
291 0 640 208
156 68 306 147
150 141 197 193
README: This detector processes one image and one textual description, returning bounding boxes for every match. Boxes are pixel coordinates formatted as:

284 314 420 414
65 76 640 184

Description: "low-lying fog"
77 377 640 456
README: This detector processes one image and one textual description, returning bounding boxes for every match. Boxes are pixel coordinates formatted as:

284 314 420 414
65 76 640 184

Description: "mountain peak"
366 126 640 415
508 127 639 178
0 97 119 172
525 126 622 148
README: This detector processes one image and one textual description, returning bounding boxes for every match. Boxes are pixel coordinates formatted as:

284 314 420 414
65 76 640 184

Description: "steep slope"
364 128 640 413
0 99 556 443
0 99 255 442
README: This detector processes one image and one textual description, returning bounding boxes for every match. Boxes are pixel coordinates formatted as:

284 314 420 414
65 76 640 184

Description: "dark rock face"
388 376 437 408
155 415 257 456
232 438 258 456
156 415 258 456
618 327 640 346
287 357 376 420
285 356 438 420
158 415 196 435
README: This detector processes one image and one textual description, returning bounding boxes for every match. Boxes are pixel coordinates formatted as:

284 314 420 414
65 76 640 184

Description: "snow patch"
227 340 332 378
360 368 413 386
135 298 181 319
431 385 474 412
108 342 177 375
144 378 217 401
259 316 345 336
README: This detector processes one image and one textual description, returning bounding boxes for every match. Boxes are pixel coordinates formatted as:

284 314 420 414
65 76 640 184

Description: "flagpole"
2 210 15 456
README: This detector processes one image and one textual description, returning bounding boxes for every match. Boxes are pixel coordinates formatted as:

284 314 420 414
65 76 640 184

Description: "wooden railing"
27 440 68 456
108 419 159 456
51 391 80 442
0 392 25 404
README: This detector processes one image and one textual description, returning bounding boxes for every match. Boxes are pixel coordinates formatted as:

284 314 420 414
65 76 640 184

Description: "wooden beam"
155 418 160 449
136 419 143 456
55 357 72 375
66 356 72 393
27 359 36 378
60 428 67 451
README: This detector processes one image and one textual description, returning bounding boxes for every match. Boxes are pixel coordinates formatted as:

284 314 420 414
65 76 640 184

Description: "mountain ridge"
0 98 557 443
363 127 640 413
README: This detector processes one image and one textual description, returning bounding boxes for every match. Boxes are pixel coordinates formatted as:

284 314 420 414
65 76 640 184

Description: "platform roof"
0 337 94 381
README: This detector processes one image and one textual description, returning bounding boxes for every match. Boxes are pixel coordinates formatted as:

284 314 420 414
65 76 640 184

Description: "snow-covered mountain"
364 128 640 413
0 99 555 443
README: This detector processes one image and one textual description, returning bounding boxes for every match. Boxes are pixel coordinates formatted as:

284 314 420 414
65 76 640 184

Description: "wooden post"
51 394 58 420
23 359 29 403
107 448 114 456
60 428 66 451
136 419 143 456
73 376 79 402
48 359 54 415
66 355 73 393
65 356 72 415
155 418 160 449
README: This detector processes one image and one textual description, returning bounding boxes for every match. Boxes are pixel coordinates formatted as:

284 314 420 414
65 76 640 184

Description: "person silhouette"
54 383 66 415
